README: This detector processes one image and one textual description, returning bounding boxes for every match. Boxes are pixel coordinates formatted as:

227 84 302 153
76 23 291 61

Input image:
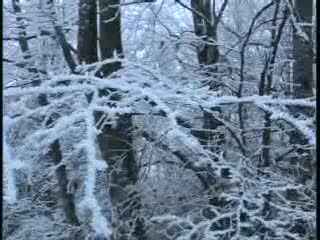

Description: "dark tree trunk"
48 140 80 225
293 0 314 99
96 1 145 239
95 113 144 240
98 0 123 77
78 0 98 64
190 0 225 156
191 0 219 66
45 0 78 73
288 0 315 184
54 25 78 72
190 1 230 226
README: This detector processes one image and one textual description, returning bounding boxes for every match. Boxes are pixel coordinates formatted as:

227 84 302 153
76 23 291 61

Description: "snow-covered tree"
3 0 316 239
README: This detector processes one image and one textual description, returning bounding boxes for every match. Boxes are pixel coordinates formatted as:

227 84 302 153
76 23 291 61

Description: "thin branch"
216 0 229 24
239 0 275 97
175 0 214 28
121 0 155 6
205 108 247 157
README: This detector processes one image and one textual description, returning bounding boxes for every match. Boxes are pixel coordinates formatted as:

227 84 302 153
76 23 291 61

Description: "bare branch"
216 0 229 24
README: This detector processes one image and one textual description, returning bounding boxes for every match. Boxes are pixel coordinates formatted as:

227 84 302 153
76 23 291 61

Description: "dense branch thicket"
3 0 316 240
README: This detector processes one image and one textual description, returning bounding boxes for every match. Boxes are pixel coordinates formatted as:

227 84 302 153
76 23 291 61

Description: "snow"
3 116 25 204
3 0 316 238
78 110 111 238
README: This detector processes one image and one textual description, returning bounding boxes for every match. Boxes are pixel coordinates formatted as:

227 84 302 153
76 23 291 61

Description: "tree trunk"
45 0 77 73
95 113 144 240
48 140 80 225
289 0 315 184
190 1 230 229
293 0 314 99
96 1 145 239
98 0 123 77
191 0 219 66
78 0 98 64
190 0 225 156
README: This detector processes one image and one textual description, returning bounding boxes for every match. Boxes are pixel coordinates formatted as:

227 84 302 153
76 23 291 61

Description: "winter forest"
3 0 316 239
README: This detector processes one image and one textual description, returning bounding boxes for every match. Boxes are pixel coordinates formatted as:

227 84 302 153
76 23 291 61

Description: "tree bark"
48 140 80 225
96 1 145 239
288 0 315 184
95 113 144 240
78 0 98 64
189 1 231 228
44 0 78 73
191 0 219 66
293 0 314 99
190 0 225 156
98 0 123 77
